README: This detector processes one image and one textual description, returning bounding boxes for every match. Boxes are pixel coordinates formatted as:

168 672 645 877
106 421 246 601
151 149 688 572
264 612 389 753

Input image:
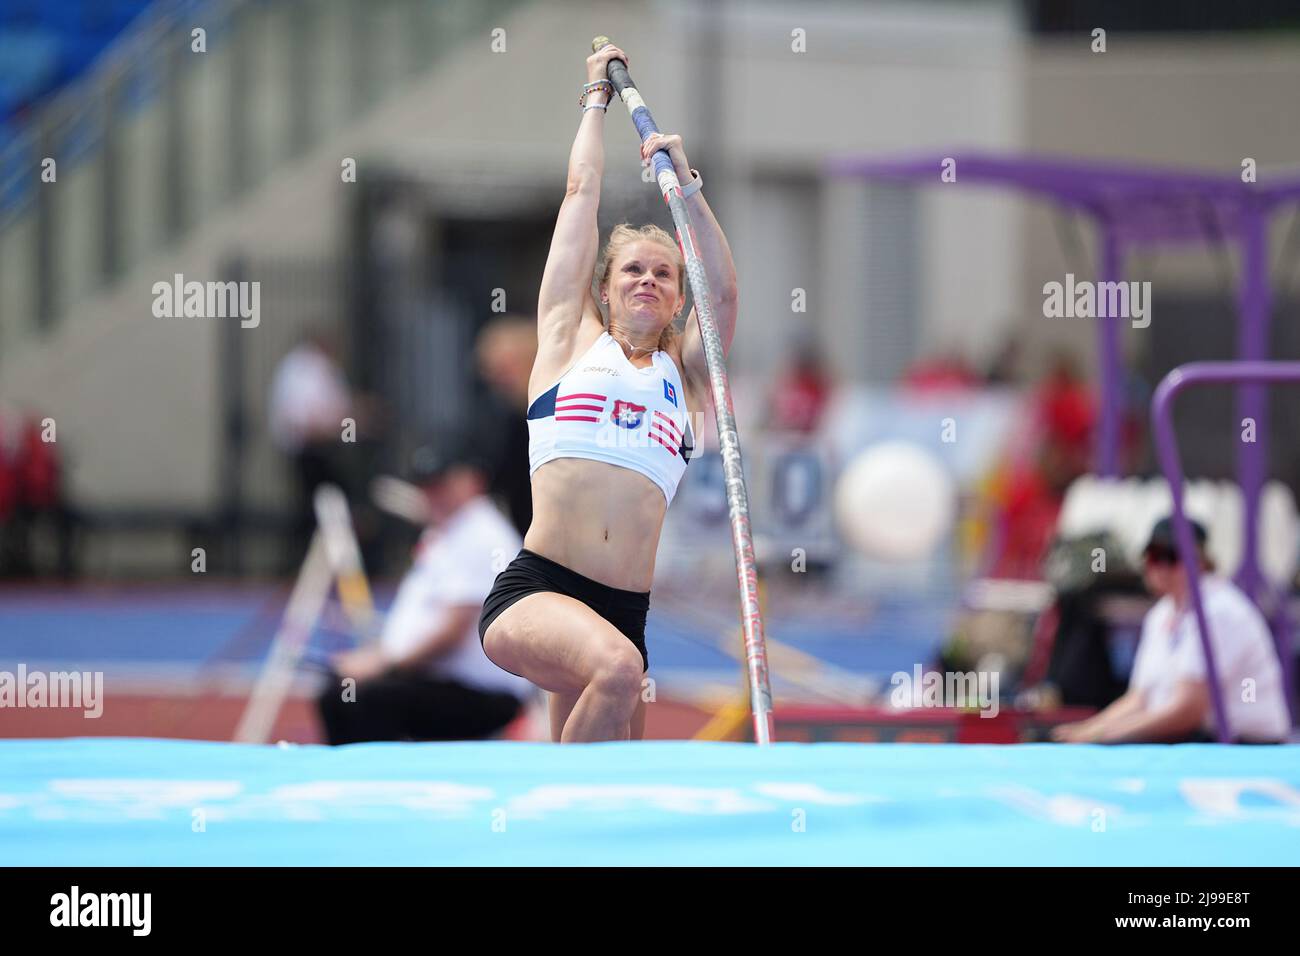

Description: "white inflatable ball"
834 441 957 561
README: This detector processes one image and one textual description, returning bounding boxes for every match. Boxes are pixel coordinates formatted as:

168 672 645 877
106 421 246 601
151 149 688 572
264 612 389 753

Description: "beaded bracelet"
582 102 608 113
579 80 614 107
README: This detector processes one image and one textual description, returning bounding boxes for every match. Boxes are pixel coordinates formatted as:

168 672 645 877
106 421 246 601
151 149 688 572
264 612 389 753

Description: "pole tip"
591 35 611 51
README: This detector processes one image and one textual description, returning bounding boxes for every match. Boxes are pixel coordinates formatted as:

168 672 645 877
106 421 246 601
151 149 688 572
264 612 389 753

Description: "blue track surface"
2 738 1297 865
0 585 941 687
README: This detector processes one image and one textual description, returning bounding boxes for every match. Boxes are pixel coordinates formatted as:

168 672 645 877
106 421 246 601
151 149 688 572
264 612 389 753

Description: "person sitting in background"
473 314 537 536
317 428 534 743
1053 517 1290 744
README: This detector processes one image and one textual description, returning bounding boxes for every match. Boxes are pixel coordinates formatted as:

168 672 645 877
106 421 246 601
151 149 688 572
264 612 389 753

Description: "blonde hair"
596 222 685 353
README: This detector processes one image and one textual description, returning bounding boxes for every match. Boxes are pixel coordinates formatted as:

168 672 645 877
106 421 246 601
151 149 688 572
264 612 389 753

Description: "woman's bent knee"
590 646 644 698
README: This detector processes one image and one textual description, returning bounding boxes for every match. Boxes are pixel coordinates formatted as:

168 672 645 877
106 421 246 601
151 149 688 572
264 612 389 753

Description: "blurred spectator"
268 329 354 566
1033 351 1094 494
986 350 1097 578
473 314 536 536
984 337 1022 386
1021 530 1138 710
0 402 71 578
1053 517 1290 744
317 428 534 743
985 464 1059 578
770 335 833 433
901 351 981 394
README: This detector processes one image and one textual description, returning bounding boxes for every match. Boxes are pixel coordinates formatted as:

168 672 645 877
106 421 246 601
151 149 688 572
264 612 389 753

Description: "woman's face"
605 241 684 331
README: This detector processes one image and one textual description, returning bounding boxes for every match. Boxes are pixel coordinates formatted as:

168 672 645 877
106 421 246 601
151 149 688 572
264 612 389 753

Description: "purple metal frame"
831 154 1300 740
1152 362 1300 743
829 155 1300 583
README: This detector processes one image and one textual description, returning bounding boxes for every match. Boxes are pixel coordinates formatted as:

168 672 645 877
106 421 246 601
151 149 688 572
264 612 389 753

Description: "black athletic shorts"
478 548 651 670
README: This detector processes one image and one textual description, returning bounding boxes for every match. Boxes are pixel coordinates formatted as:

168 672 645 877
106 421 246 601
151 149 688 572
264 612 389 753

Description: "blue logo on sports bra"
663 380 678 407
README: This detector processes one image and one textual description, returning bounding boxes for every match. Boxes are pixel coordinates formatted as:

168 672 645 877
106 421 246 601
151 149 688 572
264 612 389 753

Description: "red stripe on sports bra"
652 411 683 439
558 392 606 401
648 431 679 455
556 415 600 422
555 404 603 412
650 422 680 445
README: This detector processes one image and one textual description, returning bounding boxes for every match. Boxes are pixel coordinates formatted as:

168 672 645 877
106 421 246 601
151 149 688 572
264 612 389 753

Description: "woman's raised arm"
536 45 630 349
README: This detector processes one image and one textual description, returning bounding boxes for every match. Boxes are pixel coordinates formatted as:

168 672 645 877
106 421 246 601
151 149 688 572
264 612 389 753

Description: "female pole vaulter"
481 40 771 742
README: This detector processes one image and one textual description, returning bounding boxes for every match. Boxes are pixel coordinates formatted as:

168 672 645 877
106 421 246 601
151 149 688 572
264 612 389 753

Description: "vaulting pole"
594 36 774 744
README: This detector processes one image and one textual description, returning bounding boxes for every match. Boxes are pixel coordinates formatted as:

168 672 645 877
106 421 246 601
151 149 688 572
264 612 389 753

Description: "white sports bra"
527 331 694 505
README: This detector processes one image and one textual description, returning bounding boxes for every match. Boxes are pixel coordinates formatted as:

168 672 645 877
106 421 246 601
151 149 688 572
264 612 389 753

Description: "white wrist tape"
680 168 702 198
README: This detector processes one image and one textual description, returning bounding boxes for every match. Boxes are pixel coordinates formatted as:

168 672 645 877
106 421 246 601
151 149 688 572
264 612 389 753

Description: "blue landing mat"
2 739 1298 865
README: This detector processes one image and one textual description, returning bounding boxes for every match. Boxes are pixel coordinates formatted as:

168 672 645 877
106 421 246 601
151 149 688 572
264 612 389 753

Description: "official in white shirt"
317 431 534 743
267 331 355 568
1053 517 1290 744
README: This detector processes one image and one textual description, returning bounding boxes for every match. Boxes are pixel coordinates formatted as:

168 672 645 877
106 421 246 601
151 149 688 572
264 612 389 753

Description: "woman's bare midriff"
524 457 667 592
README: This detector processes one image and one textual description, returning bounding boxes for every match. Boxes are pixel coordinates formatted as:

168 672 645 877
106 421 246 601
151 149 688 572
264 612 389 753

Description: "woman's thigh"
483 590 640 695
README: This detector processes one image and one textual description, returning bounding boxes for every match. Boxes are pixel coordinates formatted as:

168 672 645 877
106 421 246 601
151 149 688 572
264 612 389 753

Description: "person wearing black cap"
1053 516 1289 744
316 428 534 744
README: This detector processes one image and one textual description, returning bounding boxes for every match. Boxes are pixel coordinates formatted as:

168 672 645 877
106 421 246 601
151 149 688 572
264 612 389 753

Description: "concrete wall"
0 0 1026 509
1018 35 1300 377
